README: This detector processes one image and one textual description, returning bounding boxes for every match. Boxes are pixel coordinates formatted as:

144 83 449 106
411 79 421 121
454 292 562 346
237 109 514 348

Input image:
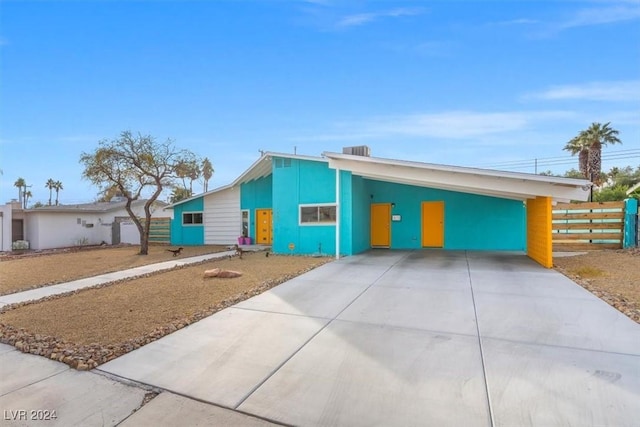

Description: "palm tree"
53 180 63 205
45 178 56 206
202 157 214 192
23 190 32 209
14 177 26 205
563 133 590 178
583 122 621 185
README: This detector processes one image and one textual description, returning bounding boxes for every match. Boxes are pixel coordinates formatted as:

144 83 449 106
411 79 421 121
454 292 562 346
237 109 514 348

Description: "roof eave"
323 152 590 202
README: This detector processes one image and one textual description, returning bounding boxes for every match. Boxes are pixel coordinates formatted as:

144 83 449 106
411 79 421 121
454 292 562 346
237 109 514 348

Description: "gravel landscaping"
2 247 637 372
0 244 228 295
0 251 330 370
554 248 640 323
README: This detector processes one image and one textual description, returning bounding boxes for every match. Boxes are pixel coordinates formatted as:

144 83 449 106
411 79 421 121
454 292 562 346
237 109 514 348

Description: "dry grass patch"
0 252 330 368
570 266 604 278
554 249 640 323
0 244 227 295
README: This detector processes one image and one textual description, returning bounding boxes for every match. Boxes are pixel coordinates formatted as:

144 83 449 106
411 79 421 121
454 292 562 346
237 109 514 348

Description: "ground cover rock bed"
0 244 228 296
0 252 330 370
554 248 640 323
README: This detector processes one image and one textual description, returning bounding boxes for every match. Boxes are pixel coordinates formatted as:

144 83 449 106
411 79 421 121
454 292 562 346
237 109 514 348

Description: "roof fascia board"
323 152 591 187
164 184 234 209
329 157 590 201
266 152 327 163
230 152 326 187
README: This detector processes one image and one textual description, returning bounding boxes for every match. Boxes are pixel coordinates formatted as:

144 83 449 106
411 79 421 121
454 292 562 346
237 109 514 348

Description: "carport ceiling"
323 152 591 202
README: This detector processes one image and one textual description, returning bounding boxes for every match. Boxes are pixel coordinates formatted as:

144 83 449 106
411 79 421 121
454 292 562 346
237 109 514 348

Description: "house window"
300 204 336 225
183 212 203 225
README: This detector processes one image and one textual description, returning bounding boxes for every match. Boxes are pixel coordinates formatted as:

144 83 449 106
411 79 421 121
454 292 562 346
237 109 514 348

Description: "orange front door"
370 203 391 247
256 209 273 244
421 201 444 247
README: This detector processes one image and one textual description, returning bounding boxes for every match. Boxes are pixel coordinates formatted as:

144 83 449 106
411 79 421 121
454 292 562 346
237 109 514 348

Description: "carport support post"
623 198 638 249
335 167 341 260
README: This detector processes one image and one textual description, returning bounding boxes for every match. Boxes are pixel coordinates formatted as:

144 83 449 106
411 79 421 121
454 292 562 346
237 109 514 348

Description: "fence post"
623 198 638 249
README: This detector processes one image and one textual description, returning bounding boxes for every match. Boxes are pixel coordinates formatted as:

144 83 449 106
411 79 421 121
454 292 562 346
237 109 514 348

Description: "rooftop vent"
342 145 371 157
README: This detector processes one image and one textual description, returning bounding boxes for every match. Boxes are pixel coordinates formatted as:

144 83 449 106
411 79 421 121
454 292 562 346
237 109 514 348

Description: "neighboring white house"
0 202 18 252
1 199 170 251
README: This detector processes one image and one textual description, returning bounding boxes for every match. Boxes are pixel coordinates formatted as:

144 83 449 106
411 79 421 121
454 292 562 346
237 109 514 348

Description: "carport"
324 152 591 268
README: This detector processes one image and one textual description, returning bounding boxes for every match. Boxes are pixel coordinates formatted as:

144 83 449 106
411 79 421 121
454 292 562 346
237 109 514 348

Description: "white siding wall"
26 212 108 250
19 202 171 250
120 221 140 244
0 204 12 251
204 187 241 245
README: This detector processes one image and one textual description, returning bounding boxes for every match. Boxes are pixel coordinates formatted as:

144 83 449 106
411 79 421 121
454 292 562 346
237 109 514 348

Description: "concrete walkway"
0 249 241 308
96 250 640 427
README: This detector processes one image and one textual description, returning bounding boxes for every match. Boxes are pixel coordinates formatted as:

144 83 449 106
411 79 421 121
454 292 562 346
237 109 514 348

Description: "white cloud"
336 7 424 28
558 4 640 29
525 80 640 102
289 110 577 142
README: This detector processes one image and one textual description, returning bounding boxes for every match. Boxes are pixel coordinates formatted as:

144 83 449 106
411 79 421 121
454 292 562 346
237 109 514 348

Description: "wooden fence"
552 201 624 251
148 217 171 244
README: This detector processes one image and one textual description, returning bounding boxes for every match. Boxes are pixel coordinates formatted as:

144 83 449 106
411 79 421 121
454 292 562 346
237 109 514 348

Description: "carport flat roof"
323 151 591 202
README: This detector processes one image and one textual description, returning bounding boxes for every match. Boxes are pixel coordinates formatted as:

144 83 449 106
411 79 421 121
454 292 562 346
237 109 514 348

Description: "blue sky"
1 0 639 205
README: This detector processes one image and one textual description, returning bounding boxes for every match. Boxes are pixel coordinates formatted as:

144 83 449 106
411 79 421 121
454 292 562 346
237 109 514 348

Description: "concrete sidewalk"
0 343 147 426
0 343 275 426
0 249 240 308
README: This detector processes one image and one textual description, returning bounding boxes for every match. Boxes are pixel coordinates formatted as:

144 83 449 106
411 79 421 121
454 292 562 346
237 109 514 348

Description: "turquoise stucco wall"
271 158 352 256
240 175 273 241
170 197 204 245
364 179 526 251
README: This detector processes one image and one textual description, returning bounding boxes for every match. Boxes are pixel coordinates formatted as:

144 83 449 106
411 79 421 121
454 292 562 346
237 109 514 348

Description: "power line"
485 154 640 172
472 148 640 168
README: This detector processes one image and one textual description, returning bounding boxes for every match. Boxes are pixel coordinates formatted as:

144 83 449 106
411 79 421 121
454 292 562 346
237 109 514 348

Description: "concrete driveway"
100 250 640 427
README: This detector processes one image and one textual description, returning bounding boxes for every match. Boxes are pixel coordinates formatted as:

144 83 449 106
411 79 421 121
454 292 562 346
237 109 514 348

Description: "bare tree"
80 131 197 255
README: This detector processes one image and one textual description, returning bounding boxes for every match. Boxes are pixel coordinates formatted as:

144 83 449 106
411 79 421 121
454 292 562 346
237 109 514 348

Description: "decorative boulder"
204 268 242 278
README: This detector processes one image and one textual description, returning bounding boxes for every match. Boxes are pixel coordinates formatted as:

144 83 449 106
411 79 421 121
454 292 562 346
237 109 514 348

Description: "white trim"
298 203 337 226
336 168 341 259
266 151 327 163
322 151 591 202
166 152 328 210
164 184 234 209
627 182 640 195
182 211 204 226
